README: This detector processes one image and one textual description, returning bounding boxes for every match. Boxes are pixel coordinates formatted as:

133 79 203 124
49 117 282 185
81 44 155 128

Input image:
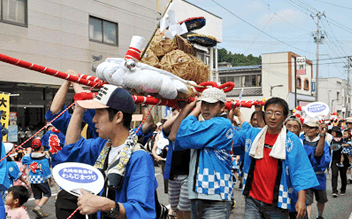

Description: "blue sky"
185 0 352 81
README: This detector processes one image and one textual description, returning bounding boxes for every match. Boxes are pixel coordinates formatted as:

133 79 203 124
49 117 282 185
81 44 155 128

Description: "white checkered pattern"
278 184 292 209
29 174 45 184
196 168 233 200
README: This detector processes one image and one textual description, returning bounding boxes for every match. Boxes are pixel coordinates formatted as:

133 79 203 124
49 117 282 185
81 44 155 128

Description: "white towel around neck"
249 125 287 160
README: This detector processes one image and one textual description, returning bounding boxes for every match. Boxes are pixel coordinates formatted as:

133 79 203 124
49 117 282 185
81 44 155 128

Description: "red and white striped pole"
0 53 105 88
0 53 265 108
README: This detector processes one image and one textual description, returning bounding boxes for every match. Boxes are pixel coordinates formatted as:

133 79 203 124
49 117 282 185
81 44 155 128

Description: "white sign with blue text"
304 102 330 119
53 162 104 196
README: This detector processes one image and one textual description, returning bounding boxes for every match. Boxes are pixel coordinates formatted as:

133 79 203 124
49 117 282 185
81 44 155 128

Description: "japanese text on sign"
58 167 98 183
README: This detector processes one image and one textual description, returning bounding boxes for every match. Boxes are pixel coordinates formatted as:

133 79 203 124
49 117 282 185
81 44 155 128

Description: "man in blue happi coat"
234 97 319 219
53 84 157 219
176 87 234 219
301 118 330 219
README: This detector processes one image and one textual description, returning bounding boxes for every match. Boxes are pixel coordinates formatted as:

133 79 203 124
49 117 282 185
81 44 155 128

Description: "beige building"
318 77 350 118
219 52 315 120
262 52 315 108
0 0 157 133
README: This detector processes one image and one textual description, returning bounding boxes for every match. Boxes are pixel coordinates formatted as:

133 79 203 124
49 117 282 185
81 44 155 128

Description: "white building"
318 77 350 118
219 52 315 120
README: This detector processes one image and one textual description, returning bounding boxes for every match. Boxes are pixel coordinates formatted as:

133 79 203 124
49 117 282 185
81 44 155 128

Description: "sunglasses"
346 122 352 125
303 125 318 130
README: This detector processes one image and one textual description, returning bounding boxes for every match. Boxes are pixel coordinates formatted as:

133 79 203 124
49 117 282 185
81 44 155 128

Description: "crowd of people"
0 70 352 219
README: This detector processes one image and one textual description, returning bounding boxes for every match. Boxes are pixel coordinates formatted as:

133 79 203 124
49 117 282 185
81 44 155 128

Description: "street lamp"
270 84 284 96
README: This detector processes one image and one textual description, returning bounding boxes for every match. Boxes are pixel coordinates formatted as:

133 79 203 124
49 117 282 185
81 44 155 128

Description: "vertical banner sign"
8 112 18 142
0 94 10 142
296 57 306 75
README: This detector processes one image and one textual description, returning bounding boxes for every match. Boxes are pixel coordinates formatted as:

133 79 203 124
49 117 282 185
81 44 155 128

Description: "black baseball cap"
77 85 136 114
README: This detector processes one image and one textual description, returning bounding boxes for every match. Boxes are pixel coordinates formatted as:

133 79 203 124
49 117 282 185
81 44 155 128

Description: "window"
242 75 261 87
337 92 340 104
304 79 309 90
220 76 234 85
296 77 302 89
220 75 261 88
89 16 118 46
233 76 241 88
0 0 27 26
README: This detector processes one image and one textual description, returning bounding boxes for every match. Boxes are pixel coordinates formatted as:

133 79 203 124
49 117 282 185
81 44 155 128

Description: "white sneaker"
332 193 338 198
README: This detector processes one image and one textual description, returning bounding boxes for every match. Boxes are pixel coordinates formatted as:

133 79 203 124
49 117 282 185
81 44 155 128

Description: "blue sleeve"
8 162 22 181
0 143 9 191
21 155 31 165
134 125 144 137
0 195 4 219
134 125 153 145
121 151 157 219
0 130 6 218
311 142 331 172
45 105 71 135
233 122 253 151
176 116 233 150
41 158 52 180
40 134 50 151
162 130 173 180
286 134 319 192
52 137 107 167
58 132 66 146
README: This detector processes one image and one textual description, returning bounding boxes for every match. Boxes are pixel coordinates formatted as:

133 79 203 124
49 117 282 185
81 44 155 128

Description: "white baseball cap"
199 87 226 103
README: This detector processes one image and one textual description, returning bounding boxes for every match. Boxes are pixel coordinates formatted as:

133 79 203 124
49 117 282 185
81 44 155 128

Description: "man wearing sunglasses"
302 119 330 219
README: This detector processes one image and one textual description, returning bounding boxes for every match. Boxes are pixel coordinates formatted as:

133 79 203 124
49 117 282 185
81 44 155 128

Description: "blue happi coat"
22 154 51 184
303 137 330 190
45 105 98 138
176 116 234 200
0 142 8 219
234 122 319 209
7 161 22 182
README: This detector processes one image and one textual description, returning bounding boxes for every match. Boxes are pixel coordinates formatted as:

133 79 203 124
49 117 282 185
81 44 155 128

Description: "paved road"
23 167 352 219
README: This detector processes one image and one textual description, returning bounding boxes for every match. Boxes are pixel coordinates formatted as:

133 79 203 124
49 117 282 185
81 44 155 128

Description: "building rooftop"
227 87 262 97
219 65 262 71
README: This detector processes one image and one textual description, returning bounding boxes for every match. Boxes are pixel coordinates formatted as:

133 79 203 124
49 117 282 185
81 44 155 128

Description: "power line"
257 0 310 31
324 20 352 51
216 57 350 67
211 0 316 55
222 39 352 45
325 17 352 34
244 14 274 54
321 46 345 78
284 0 352 34
311 0 352 10
321 20 349 59
283 0 311 16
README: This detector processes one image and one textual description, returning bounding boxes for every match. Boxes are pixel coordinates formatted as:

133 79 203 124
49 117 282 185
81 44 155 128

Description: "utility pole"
311 12 326 101
294 56 297 107
348 57 351 117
